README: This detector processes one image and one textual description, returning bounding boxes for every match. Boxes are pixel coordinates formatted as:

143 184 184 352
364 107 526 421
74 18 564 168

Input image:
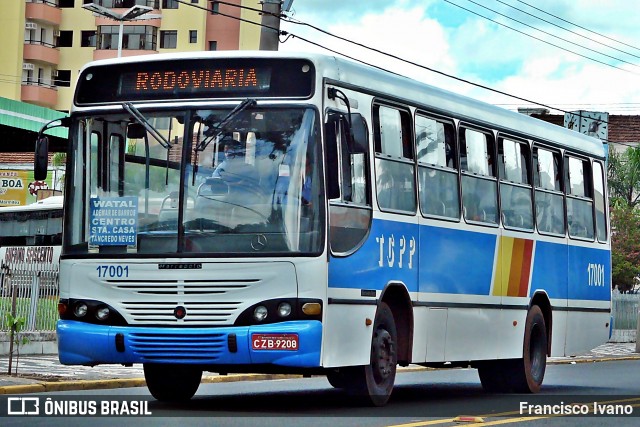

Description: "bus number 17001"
96 265 129 278
587 263 605 287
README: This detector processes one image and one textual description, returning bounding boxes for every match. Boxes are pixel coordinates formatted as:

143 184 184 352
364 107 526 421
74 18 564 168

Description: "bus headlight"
277 302 292 317
95 306 110 321
74 302 88 318
253 305 268 322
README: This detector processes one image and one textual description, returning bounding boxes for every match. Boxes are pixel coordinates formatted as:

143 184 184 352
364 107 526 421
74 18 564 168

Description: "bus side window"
533 146 565 235
593 161 607 242
498 137 533 230
460 127 498 224
415 114 459 219
374 103 415 213
566 155 595 240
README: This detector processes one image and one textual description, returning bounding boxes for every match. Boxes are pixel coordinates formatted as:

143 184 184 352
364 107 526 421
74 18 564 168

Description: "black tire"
344 302 398 406
478 361 510 393
510 305 547 393
326 369 349 389
144 363 202 402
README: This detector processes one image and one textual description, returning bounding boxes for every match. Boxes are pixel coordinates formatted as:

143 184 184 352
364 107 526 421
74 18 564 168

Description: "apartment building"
0 0 263 205
0 0 262 112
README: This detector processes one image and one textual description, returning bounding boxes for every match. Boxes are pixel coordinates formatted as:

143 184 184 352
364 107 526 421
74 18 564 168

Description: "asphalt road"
1 359 640 427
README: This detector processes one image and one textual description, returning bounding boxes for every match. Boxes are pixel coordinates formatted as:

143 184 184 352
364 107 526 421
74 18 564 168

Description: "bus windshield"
64 107 323 256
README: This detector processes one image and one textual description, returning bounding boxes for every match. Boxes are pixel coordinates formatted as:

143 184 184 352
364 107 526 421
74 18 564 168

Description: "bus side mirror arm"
34 117 70 181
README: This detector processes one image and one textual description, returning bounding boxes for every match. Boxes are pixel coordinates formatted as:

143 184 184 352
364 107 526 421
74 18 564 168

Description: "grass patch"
0 296 58 331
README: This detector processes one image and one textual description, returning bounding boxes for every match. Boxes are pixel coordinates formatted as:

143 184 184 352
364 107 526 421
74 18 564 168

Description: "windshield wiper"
123 102 171 149
196 98 257 151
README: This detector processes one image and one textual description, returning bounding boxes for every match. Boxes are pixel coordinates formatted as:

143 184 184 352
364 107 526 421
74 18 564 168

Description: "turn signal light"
302 302 321 316
58 302 67 316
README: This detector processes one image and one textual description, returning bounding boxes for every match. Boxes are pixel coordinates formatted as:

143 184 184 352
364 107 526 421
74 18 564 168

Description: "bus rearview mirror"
34 136 49 181
348 113 368 154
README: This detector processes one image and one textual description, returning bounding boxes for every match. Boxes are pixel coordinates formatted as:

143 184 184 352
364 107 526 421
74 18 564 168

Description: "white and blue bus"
36 51 610 406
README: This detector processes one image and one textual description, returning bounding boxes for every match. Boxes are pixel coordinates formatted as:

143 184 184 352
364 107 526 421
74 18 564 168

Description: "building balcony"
23 42 60 66
21 82 58 109
93 49 157 60
25 1 62 26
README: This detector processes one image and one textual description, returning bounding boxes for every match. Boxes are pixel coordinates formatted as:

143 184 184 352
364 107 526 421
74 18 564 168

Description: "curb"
0 373 304 395
548 355 640 364
1 356 639 395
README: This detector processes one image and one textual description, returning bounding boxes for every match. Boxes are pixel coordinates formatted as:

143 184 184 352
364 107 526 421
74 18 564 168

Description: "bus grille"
128 331 226 362
111 279 257 295
120 301 242 325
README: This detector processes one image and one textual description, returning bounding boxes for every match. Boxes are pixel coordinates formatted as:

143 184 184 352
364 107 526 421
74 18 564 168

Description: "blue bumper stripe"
57 320 322 368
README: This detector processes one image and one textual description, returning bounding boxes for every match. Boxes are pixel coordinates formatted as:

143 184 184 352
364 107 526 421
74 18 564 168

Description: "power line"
174 0 632 128
467 0 640 67
514 0 640 53
183 1 639 146
442 0 639 75
493 0 640 61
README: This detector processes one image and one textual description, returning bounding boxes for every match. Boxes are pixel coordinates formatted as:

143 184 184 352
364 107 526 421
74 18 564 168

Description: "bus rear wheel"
144 363 202 402
345 302 398 406
510 305 547 393
478 305 547 393
477 361 509 392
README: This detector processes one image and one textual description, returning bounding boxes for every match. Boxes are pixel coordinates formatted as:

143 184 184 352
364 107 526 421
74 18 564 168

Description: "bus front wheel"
144 363 202 402
326 369 349 389
345 302 398 406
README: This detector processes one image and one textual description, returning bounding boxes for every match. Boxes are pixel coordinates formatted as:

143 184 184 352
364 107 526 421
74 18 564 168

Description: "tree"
608 146 640 292
610 204 640 292
607 147 640 208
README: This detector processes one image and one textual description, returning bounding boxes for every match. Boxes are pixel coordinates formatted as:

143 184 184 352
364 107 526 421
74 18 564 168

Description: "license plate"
251 333 299 351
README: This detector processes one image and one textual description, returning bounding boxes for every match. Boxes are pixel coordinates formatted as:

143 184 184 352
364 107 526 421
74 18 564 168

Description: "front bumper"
57 320 322 368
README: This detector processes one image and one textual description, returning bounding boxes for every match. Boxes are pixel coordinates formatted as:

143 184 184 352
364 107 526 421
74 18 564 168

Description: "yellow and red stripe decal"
492 236 534 297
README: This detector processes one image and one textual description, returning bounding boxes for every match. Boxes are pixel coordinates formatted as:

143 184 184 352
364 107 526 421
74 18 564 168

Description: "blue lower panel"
57 320 322 368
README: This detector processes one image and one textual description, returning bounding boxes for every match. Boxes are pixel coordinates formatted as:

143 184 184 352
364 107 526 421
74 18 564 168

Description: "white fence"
0 260 59 332
612 293 639 330
0 266 637 340
610 292 640 343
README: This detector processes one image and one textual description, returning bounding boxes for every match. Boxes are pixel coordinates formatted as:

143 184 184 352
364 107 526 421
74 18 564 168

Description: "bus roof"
0 196 63 212
74 50 606 159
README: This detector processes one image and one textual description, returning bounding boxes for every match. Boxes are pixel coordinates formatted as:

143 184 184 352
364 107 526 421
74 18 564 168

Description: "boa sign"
0 170 51 206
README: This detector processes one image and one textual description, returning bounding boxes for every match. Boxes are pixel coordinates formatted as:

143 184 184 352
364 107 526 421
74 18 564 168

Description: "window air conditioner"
23 63 35 71
54 30 61 37
25 22 38 30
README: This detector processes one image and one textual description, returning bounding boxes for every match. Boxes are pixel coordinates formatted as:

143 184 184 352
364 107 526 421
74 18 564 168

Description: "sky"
278 0 640 115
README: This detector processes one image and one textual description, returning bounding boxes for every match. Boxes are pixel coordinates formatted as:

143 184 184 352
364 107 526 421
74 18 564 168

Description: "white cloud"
280 0 640 114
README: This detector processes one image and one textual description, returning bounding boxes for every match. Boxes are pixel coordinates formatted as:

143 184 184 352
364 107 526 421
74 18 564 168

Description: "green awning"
0 97 68 138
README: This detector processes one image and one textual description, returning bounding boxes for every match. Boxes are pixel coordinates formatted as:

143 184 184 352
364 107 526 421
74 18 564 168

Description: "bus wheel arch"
380 282 414 366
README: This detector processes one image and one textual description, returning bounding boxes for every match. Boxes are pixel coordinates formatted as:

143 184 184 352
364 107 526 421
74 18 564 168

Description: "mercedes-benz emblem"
251 234 268 251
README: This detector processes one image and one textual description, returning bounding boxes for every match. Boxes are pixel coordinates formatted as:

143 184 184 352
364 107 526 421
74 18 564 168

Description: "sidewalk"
0 342 639 394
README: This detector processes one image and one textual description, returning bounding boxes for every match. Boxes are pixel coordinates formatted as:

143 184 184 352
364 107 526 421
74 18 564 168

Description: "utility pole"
259 0 282 51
